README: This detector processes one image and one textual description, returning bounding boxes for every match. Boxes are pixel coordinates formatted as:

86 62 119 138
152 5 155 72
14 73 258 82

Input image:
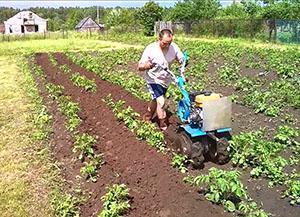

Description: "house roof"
6 11 46 23
75 17 104 29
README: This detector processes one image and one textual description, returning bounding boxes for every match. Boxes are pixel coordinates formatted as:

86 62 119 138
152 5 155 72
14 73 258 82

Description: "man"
138 28 184 131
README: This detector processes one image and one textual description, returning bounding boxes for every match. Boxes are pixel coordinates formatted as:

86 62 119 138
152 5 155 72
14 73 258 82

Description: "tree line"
0 0 299 36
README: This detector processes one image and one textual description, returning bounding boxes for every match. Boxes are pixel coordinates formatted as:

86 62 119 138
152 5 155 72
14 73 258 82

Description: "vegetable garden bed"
29 38 299 216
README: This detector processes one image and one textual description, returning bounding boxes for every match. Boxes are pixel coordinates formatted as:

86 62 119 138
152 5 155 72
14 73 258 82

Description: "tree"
217 3 249 19
66 9 84 30
169 0 220 21
104 8 136 28
137 1 163 36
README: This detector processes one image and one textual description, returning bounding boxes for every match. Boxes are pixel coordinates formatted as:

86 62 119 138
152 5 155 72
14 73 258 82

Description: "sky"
0 0 235 9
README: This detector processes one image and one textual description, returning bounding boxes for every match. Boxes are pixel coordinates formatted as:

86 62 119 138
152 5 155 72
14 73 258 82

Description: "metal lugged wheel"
215 132 231 165
176 131 205 168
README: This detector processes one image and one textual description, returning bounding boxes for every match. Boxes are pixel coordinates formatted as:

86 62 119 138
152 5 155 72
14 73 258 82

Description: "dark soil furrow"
35 53 230 217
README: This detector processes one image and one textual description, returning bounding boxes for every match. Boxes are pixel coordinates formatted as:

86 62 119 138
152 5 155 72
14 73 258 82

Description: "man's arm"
138 61 154 71
138 45 154 71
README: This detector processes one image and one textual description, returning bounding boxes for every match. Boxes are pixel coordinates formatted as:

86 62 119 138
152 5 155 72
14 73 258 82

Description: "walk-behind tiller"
156 51 232 168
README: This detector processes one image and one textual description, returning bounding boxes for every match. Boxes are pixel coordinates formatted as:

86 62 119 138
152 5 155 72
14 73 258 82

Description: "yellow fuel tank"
195 93 221 107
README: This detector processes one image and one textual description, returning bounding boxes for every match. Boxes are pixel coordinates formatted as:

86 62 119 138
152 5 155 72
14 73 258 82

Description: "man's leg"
156 95 167 130
143 99 157 121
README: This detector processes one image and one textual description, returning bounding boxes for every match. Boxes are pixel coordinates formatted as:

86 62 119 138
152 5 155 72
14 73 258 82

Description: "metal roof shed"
75 17 104 32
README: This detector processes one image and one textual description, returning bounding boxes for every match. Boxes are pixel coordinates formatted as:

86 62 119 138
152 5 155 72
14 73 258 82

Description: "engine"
189 103 203 127
188 91 221 127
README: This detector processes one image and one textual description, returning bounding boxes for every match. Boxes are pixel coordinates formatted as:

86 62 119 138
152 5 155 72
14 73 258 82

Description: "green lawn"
0 57 54 217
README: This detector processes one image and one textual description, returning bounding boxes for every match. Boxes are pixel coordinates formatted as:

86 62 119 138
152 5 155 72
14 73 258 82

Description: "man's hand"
138 61 155 71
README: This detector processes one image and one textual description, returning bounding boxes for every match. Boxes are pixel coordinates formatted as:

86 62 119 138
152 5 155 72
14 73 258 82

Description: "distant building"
4 11 47 35
0 24 4 34
75 17 104 32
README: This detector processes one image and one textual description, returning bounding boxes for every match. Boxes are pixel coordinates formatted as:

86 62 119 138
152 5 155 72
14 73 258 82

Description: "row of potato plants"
48 56 106 180
30 62 84 216
45 81 103 183
65 50 151 101
103 94 165 152
49 53 97 93
229 125 300 205
94 34 300 118
42 57 134 215
39 56 104 183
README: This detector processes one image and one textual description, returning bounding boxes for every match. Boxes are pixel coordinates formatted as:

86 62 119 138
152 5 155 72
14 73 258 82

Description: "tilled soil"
34 52 300 217
35 52 231 217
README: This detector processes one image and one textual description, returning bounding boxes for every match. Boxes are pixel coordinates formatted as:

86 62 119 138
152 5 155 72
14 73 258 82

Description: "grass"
0 37 142 56
176 35 300 50
0 56 57 217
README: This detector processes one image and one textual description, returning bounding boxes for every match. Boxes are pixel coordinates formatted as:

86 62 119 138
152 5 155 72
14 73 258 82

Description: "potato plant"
45 83 64 100
80 154 104 182
73 133 97 161
284 172 300 205
58 96 81 132
70 72 97 92
52 193 82 217
99 184 130 217
184 168 269 216
48 53 58 66
217 63 240 85
59 64 71 74
171 153 190 173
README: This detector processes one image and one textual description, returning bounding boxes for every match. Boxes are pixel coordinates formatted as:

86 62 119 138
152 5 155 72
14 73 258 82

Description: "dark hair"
159 28 173 38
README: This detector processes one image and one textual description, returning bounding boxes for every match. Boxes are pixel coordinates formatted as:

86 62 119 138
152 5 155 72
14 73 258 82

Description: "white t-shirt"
139 41 184 87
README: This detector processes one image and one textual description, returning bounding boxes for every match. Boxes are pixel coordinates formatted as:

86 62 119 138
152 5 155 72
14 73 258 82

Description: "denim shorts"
147 83 168 99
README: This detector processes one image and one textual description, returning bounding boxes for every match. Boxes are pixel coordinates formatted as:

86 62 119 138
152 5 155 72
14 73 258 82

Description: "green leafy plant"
58 96 81 131
73 133 97 161
171 153 190 173
274 125 299 146
184 168 269 216
80 154 104 182
59 64 71 74
52 193 81 217
104 95 165 151
284 172 300 205
99 184 130 217
70 72 97 92
217 63 240 85
46 83 64 100
48 53 58 66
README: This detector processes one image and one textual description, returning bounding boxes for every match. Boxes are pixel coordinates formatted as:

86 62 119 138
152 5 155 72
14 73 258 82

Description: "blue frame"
182 124 232 138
